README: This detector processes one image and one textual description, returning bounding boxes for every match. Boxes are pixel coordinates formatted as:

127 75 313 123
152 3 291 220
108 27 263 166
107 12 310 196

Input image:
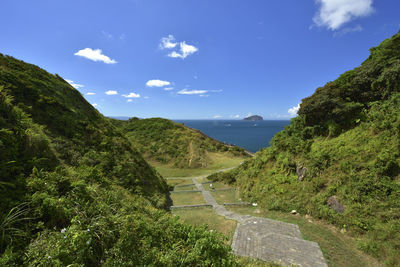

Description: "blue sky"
1 0 399 119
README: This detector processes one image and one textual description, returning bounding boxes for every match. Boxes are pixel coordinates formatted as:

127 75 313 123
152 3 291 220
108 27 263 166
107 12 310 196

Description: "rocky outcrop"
327 196 346 214
296 165 307 181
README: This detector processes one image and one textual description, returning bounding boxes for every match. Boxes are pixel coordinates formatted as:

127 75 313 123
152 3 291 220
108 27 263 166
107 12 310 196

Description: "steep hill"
112 117 250 169
211 31 400 265
0 54 235 265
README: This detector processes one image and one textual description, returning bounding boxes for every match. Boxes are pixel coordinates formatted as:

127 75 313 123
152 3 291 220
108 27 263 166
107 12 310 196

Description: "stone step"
256 233 327 267
233 223 327 267
242 216 303 239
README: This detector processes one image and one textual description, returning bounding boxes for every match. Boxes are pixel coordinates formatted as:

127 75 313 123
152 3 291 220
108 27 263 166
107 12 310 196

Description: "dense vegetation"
211 31 400 265
112 117 249 168
0 54 236 265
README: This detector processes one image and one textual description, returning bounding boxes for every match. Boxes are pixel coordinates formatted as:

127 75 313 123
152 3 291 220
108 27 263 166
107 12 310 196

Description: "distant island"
243 115 263 121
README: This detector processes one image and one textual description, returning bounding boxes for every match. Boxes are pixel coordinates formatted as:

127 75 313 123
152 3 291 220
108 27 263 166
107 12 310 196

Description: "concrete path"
192 177 328 267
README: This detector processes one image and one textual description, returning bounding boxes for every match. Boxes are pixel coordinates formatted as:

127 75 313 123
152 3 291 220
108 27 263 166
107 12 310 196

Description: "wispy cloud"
86 92 96 95
74 48 117 64
230 114 240 119
288 104 300 116
105 90 118 95
102 31 113 39
146 79 171 87
122 92 140 98
164 87 174 91
177 89 208 95
160 35 198 59
333 24 363 37
313 0 374 30
144 96 149 99
127 99 133 103
199 94 209 97
65 79 84 89
160 35 177 49
92 103 98 107
213 115 222 119
210 89 223 93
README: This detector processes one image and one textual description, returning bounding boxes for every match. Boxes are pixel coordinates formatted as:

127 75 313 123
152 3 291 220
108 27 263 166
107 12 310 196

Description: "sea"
174 120 290 153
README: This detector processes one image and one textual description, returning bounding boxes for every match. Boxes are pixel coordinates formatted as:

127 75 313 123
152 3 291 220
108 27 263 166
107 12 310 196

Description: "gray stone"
296 165 307 181
327 196 346 214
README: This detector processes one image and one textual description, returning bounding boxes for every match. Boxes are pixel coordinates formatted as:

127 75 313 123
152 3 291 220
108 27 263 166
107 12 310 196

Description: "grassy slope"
111 117 250 176
0 54 236 266
212 31 400 265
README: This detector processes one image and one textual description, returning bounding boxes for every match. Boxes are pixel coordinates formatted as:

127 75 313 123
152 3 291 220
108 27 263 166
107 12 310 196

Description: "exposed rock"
291 210 297 215
296 165 307 181
327 196 346 214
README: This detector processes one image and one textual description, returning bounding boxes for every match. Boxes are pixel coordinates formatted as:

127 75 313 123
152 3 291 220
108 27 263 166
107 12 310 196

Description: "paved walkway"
192 178 328 267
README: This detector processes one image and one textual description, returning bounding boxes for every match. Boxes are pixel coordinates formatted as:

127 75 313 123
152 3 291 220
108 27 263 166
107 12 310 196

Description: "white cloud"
213 115 222 119
105 90 118 95
92 103 98 107
164 87 174 91
127 99 133 103
160 35 198 59
146 79 171 87
65 79 84 89
313 0 374 30
168 41 198 59
230 114 240 119
160 35 177 49
199 94 209 97
288 104 300 116
122 92 140 98
177 89 208 95
74 48 117 64
86 92 96 95
102 31 113 39
333 24 363 37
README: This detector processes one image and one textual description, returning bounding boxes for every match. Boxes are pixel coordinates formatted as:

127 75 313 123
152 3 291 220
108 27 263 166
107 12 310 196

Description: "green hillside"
112 117 250 174
0 54 235 265
211 31 400 265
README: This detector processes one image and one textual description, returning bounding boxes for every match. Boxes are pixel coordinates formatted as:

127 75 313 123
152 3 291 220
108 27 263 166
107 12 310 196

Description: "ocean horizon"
174 120 290 153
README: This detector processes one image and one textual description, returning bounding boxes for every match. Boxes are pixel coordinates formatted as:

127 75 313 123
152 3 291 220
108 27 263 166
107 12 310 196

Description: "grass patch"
196 176 213 183
227 206 381 267
166 178 194 187
152 152 244 178
211 190 241 204
172 207 237 244
173 185 197 191
170 192 206 206
203 181 233 190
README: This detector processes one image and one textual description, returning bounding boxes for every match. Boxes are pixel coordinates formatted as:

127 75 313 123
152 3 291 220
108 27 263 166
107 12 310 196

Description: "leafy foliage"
0 54 235 265
299 30 400 134
212 31 400 266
